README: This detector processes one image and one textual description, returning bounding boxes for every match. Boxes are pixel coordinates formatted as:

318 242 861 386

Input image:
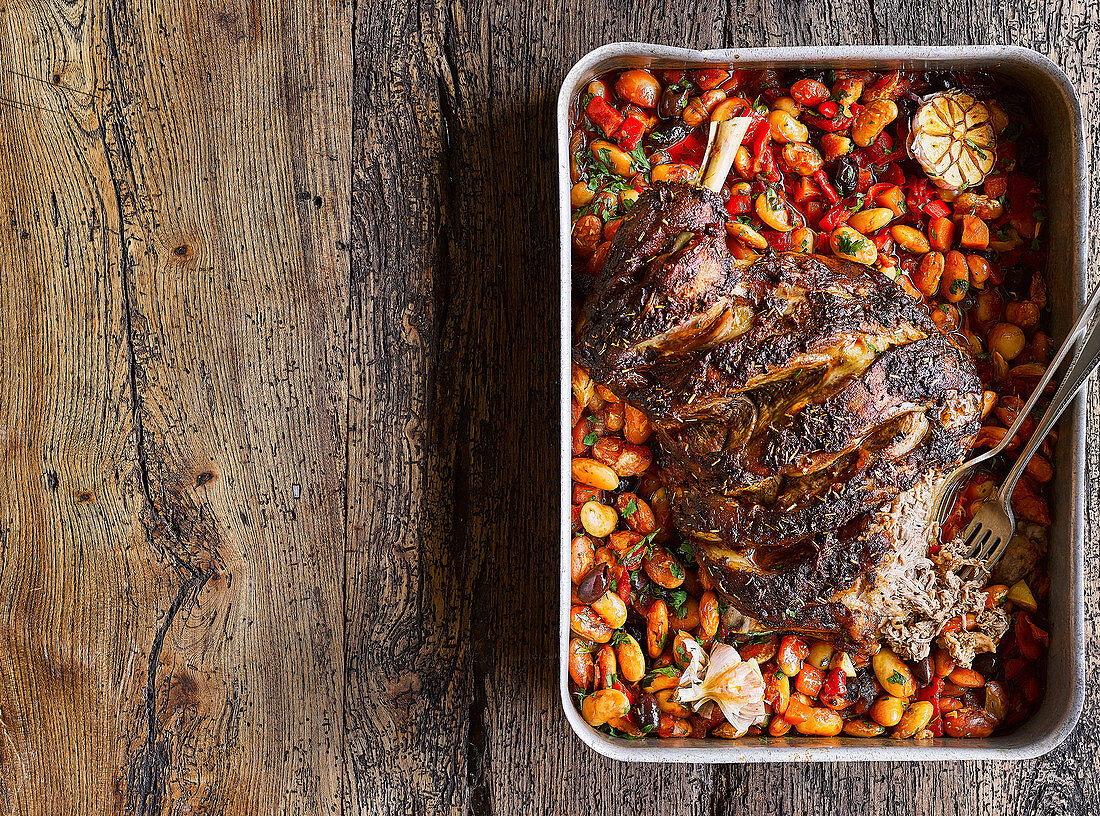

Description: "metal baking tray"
558 44 1086 762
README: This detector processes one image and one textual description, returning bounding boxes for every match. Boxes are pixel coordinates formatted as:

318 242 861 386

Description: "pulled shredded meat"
870 473 1010 664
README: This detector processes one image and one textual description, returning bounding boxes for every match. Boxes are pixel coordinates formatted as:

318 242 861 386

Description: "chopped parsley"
950 277 970 296
887 670 906 686
622 498 638 517
641 665 681 685
669 560 685 580
582 431 599 446
623 529 661 564
610 630 632 646
627 143 652 172
835 231 868 256
676 537 696 565
846 193 866 212
669 589 689 619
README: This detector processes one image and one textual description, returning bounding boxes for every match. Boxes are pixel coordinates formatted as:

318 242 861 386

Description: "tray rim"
558 43 1088 763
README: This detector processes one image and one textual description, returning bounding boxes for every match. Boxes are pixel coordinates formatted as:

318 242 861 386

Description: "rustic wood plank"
0 0 350 811
348 1 1100 814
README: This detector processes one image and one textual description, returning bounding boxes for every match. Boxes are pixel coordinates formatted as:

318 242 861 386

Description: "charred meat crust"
573 183 982 646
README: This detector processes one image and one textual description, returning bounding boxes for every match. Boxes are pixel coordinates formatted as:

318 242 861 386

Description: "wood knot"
46 471 59 491
75 490 93 504
196 471 214 487
312 196 323 209
172 244 190 257
52 73 62 85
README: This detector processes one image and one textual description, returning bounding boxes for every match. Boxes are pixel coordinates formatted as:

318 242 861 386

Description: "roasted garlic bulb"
908 91 997 190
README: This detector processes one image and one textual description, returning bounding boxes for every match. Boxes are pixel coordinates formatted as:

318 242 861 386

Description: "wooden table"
1 0 1096 812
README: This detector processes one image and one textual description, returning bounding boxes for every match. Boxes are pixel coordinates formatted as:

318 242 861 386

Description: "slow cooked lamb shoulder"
574 182 983 649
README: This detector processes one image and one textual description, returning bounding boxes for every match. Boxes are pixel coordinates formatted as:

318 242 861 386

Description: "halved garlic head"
908 91 997 191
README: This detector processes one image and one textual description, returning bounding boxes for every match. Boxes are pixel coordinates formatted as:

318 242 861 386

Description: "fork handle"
999 293 1100 501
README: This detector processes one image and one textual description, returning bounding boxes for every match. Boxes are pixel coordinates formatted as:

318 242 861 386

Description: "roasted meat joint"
576 181 983 648
568 66 1053 741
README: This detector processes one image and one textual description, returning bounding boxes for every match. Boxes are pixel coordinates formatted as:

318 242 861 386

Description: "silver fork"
932 276 1100 578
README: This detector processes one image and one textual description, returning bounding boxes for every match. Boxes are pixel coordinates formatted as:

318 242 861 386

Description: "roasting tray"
557 44 1086 762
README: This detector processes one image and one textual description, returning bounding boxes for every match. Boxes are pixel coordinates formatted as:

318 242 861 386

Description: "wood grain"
0 0 350 811
348 2 1100 816
1 0 1097 812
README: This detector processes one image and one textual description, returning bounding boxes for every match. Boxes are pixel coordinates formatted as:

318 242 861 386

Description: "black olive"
609 474 639 500
646 119 693 149
577 563 609 603
635 693 662 731
833 157 859 196
895 95 917 123
785 68 827 86
911 655 934 686
1001 263 1030 299
846 669 880 716
658 86 689 120
927 72 957 93
971 651 1002 679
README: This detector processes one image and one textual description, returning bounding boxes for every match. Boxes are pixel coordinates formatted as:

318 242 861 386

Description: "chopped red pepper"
763 229 793 251
818 100 839 118
804 112 852 132
855 167 874 194
751 126 772 173
614 116 645 151
917 678 945 701
791 176 821 203
667 131 705 164
726 194 751 215
924 198 952 219
813 170 840 205
612 678 635 705
823 667 847 697
906 178 934 212
867 182 893 202
586 95 625 137
818 200 852 232
881 164 906 186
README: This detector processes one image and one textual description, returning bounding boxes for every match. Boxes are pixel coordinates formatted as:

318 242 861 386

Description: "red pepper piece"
751 126 772 174
823 667 847 697
612 563 631 605
917 678 945 701
586 95 625 137
667 131 705 164
614 116 645 151
906 178 934 212
855 167 874 193
818 200 852 232
612 678 635 706
818 100 839 118
725 194 752 215
763 230 793 251
813 169 840 205
804 112 852 132
923 198 952 219
791 176 821 203
881 164 906 186
867 182 893 202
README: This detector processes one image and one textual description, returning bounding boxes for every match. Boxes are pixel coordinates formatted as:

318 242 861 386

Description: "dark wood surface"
1 0 1097 812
